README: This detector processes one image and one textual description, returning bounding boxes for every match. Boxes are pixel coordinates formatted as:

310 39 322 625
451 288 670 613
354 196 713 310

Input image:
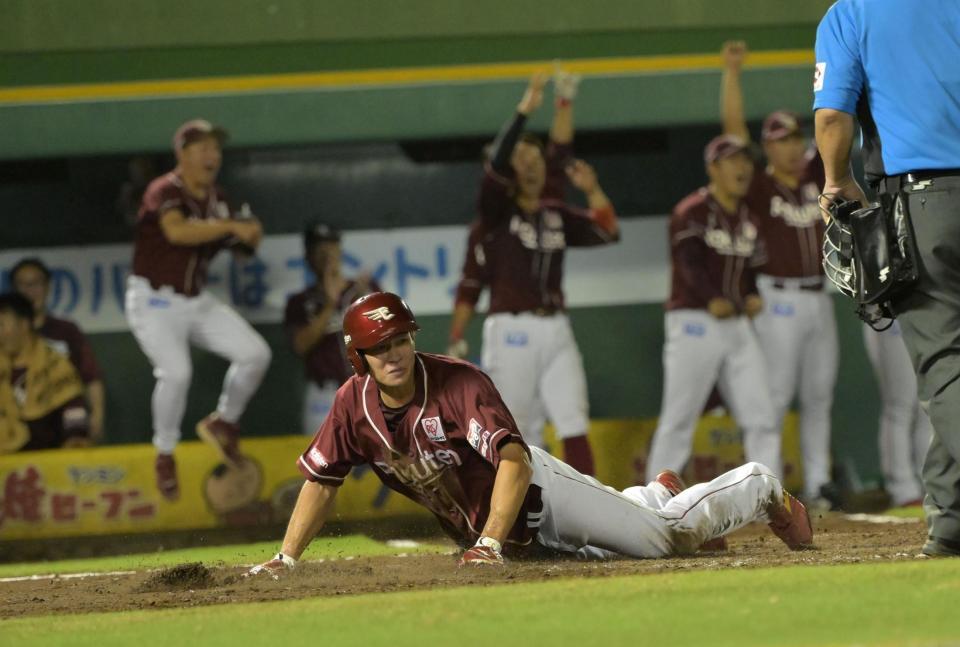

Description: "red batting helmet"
343 292 420 376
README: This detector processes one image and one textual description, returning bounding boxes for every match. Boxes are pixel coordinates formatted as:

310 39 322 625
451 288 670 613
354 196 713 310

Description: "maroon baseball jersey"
131 172 234 296
455 158 619 314
297 352 542 548
10 367 89 450
39 316 101 384
666 188 763 313
745 151 825 279
284 279 378 387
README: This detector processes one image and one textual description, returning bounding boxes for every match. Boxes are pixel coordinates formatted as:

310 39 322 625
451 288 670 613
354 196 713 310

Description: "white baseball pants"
481 312 589 448
753 278 838 500
302 380 339 436
863 322 932 506
646 310 779 482
530 446 784 558
125 275 272 453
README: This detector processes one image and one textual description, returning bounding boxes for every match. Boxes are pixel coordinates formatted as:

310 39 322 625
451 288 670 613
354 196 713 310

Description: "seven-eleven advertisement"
0 417 801 541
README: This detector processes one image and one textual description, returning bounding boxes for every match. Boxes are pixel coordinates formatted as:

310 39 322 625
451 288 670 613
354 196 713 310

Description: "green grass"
881 505 926 519
2 560 959 647
0 535 447 578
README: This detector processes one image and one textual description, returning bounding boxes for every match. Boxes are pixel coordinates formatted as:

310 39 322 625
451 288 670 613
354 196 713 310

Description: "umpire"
814 0 960 556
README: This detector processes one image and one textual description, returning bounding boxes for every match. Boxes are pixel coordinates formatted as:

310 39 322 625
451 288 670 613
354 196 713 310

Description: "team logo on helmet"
364 307 395 321
344 334 352 345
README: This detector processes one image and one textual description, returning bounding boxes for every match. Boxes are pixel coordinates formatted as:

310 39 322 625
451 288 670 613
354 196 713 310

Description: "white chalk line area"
843 513 923 525
0 570 136 583
0 539 436 583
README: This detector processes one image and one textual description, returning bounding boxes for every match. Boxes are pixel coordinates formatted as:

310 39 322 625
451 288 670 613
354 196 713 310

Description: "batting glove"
245 552 296 580
459 537 504 567
553 66 581 102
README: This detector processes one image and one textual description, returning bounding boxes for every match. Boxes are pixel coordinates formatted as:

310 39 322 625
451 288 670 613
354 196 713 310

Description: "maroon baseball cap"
703 134 749 164
173 119 229 151
761 110 802 141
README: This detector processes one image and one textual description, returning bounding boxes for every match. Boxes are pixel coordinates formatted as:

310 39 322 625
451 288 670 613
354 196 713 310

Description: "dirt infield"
0 514 927 620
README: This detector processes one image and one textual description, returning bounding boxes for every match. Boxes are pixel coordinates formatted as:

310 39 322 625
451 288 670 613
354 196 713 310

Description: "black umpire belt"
879 168 960 194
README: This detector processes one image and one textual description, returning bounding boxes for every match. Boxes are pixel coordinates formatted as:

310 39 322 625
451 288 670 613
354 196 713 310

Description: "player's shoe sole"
196 414 243 467
768 491 814 550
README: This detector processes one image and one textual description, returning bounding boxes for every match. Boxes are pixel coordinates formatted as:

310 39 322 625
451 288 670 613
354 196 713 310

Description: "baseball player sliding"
646 135 780 483
126 119 272 501
449 69 618 475
248 292 812 575
722 41 838 506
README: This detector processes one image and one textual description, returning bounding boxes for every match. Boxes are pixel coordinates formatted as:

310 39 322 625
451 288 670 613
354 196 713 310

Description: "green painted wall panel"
1 0 832 53
0 66 813 160
0 26 817 87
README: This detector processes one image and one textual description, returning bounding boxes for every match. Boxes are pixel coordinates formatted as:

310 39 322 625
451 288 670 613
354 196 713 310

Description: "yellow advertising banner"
0 415 802 541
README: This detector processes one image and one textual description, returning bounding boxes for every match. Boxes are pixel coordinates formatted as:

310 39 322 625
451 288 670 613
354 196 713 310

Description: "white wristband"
476 536 502 554
274 552 297 569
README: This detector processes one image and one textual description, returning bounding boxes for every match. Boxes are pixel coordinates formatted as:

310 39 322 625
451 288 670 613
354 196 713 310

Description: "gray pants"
891 175 960 547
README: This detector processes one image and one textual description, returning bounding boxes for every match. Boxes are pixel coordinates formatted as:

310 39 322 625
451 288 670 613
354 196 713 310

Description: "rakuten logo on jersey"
704 224 756 257
770 195 821 227
510 213 566 251
374 449 463 486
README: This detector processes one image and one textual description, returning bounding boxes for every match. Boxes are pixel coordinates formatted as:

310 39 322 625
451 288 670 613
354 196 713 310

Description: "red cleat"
196 412 243 466
655 470 686 498
768 491 814 550
155 453 179 501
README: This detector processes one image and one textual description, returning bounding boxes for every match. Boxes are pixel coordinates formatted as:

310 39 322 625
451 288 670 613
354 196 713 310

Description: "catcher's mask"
821 198 860 298
342 292 420 376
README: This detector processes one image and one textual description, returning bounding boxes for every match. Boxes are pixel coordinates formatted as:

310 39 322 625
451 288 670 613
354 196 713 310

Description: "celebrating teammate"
125 119 272 501
646 135 780 483
10 257 106 442
285 222 377 435
248 292 812 575
448 69 618 475
721 41 838 506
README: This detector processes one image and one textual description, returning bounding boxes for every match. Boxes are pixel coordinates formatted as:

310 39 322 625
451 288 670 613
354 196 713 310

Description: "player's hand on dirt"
518 72 548 115
744 294 764 318
708 297 736 319
447 338 469 360
459 537 504 567
553 62 581 102
245 552 296 580
565 159 599 193
722 40 747 71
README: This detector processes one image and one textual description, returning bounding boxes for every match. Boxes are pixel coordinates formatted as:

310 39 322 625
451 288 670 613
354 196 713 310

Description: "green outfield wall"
0 0 832 159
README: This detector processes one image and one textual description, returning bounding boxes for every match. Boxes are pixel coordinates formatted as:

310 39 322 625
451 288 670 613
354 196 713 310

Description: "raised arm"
720 41 750 141
488 72 548 175
549 64 579 146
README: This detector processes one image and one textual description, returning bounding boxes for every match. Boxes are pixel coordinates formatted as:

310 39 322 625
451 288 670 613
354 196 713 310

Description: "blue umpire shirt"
813 0 960 180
